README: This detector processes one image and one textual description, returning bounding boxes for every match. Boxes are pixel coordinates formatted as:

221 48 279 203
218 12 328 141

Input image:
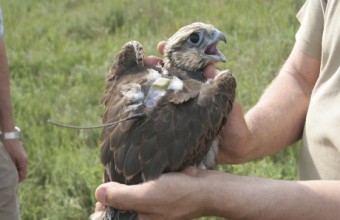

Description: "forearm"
206 172 340 219
219 64 310 163
219 45 320 163
95 168 340 220
244 46 320 160
0 38 15 132
243 67 310 159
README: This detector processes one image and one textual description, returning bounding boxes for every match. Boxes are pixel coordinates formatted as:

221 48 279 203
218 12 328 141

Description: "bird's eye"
189 33 200 44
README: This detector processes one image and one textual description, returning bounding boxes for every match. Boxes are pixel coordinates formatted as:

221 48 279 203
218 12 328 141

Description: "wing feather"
100 40 236 186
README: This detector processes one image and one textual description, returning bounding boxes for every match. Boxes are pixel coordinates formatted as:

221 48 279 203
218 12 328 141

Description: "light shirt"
0 7 3 37
296 0 340 180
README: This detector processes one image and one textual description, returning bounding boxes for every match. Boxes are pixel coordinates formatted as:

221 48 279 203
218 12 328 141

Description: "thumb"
95 182 119 205
17 155 28 182
95 182 134 211
157 41 166 55
203 63 218 79
17 161 27 182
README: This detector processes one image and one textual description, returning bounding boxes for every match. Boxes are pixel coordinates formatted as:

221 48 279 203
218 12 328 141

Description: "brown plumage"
96 22 236 220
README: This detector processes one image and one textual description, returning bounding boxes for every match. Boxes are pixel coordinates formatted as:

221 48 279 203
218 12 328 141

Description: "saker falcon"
93 22 236 220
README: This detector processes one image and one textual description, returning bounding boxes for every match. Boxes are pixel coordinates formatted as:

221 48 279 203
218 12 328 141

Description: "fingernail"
96 186 106 203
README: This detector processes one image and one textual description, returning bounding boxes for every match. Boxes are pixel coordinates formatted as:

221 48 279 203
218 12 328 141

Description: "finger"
18 168 26 182
95 182 134 210
95 182 117 205
95 202 105 212
182 166 200 177
203 63 218 79
17 158 28 182
157 41 166 55
144 55 163 66
144 41 166 66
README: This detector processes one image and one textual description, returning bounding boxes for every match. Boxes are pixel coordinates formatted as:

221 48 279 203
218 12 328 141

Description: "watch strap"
0 127 21 140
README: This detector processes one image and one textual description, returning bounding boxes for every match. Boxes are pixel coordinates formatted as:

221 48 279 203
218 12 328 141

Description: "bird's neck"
163 56 206 82
165 66 206 82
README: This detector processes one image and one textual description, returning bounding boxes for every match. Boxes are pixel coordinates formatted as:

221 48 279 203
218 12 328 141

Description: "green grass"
1 0 304 219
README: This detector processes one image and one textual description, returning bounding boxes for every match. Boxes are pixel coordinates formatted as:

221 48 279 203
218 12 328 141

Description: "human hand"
2 139 28 182
143 41 166 66
95 167 214 220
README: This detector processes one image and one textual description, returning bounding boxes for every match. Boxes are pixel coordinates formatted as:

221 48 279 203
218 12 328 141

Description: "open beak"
204 30 227 62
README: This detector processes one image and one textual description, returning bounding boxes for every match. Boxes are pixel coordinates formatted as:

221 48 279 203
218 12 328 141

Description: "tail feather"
89 208 137 220
106 207 137 220
89 211 105 220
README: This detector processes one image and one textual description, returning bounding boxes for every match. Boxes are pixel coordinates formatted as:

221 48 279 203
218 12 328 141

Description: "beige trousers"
0 142 20 220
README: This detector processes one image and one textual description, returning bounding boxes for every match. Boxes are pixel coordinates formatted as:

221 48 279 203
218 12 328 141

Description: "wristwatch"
0 127 21 140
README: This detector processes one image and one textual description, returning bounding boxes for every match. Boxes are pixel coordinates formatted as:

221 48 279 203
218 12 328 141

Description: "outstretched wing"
101 40 146 126
100 41 151 183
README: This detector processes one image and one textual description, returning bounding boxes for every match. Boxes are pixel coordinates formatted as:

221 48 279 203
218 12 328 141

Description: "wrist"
192 170 231 218
0 126 21 140
1 138 23 152
201 171 227 218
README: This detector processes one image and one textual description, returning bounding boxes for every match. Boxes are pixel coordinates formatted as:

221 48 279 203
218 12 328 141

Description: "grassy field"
2 0 304 219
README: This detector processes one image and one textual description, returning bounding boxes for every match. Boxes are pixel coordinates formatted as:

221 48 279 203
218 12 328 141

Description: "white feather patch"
199 138 219 169
147 68 162 83
89 211 105 220
127 102 143 111
121 84 144 101
162 67 169 77
121 84 145 111
168 76 183 91
206 78 214 84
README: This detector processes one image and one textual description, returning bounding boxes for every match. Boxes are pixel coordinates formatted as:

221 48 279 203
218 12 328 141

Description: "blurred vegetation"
1 0 304 219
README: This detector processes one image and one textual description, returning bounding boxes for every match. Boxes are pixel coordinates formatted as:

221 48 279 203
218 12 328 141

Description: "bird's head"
163 22 227 72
